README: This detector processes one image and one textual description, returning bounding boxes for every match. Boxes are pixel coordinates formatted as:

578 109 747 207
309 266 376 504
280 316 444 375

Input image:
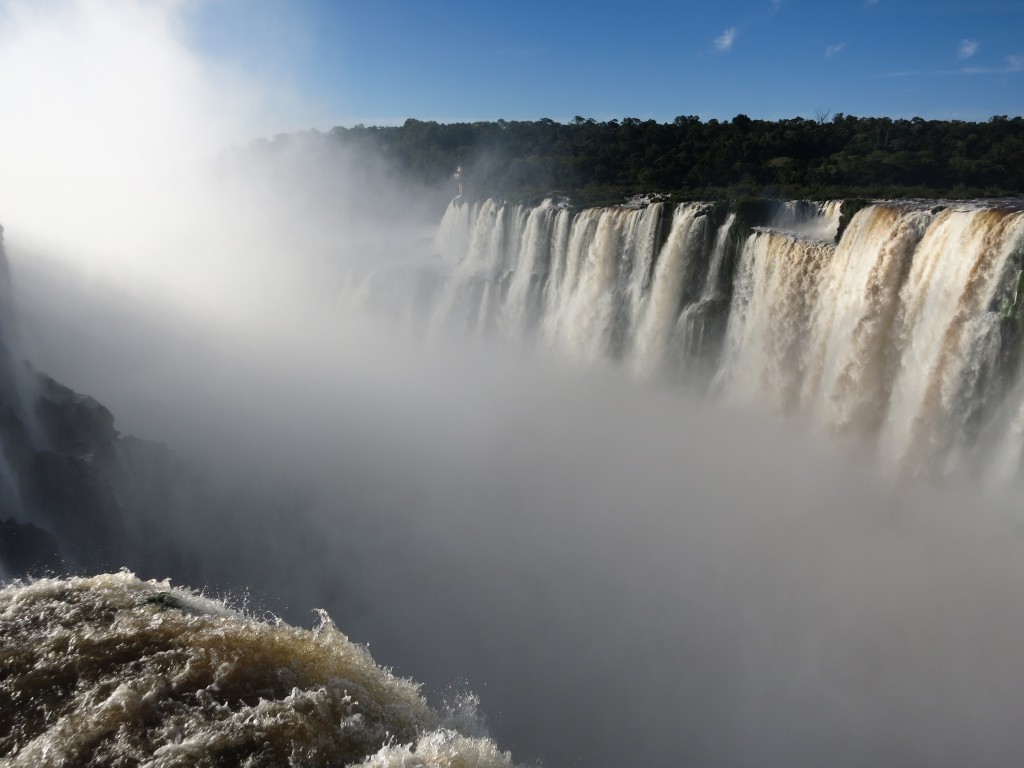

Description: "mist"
4 2 1024 767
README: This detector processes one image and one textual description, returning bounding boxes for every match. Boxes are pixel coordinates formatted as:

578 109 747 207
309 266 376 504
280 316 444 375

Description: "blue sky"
184 0 1024 130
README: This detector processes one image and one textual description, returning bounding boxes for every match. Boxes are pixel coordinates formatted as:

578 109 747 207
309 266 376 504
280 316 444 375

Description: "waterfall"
631 204 708 378
770 199 843 240
800 205 931 436
620 203 665 345
499 201 557 343
0 224 40 521
541 208 595 352
675 212 738 379
719 230 834 413
549 207 644 362
879 207 1024 473
419 197 1024 477
429 198 508 336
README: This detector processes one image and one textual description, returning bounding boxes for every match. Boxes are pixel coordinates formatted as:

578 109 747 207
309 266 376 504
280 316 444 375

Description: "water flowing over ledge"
358 197 1024 479
0 572 515 767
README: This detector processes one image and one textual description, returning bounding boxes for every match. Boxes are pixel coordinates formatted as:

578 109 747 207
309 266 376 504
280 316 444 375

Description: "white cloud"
825 43 846 58
961 53 1024 75
715 28 737 52
958 39 979 59
887 52 1024 77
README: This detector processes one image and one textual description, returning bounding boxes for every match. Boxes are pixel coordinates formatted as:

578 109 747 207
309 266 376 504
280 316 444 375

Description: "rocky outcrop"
0 224 142 579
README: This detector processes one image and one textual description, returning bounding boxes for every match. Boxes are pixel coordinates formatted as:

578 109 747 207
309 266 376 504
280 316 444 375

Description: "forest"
284 114 1024 206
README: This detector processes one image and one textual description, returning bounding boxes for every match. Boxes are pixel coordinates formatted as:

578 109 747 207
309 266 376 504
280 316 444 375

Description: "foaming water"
423 197 1024 478
719 230 834 412
632 204 708 378
770 199 842 241
800 206 928 436
880 208 1024 473
8 187 1024 766
0 572 513 767
10 193 1024 767
23 7 1024 768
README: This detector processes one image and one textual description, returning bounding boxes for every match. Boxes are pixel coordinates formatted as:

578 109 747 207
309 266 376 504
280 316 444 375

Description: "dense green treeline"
323 114 1023 205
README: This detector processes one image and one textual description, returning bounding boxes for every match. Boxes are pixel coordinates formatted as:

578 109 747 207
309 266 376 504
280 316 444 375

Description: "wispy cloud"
770 0 788 12
864 0 878 6
958 39 979 59
825 43 846 58
715 27 737 52
885 53 1024 77
962 53 1024 74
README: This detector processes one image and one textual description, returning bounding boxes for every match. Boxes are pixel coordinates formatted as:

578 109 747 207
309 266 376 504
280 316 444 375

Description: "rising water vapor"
4 3 1024 768
0 0 448 453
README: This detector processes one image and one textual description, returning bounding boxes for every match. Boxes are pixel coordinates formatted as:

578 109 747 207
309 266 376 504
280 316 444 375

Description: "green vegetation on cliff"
308 114 1023 205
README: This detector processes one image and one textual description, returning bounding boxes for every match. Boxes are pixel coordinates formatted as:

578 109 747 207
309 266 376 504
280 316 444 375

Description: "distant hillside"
281 114 1024 206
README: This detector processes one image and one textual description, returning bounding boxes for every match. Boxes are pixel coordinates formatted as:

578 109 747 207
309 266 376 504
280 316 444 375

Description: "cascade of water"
880 208 1024 473
433 199 475 267
675 212 738 372
423 197 1024 478
619 203 665 351
719 230 834 412
429 199 507 336
632 204 708 379
540 209 599 350
698 214 739 303
499 201 557 343
503 203 531 276
770 200 842 241
821 200 845 228
540 208 572 319
548 208 642 362
800 205 932 436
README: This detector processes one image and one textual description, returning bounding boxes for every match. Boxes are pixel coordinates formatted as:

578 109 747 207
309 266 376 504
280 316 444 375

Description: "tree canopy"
290 114 1022 205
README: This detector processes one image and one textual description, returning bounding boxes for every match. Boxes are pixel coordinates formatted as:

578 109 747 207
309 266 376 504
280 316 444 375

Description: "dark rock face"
0 224 158 579
0 224 294 589
10 374 125 572
0 354 213 582
34 374 118 461
21 447 125 570
0 366 210 579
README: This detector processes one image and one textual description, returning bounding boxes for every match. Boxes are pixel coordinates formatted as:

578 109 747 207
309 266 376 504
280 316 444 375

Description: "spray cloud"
3 4 1024 768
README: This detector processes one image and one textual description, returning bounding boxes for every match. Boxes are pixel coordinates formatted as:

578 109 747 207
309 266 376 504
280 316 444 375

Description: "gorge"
4 190 1024 766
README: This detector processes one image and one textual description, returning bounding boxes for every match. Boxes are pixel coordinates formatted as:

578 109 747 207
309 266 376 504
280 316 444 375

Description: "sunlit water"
4 195 1024 767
